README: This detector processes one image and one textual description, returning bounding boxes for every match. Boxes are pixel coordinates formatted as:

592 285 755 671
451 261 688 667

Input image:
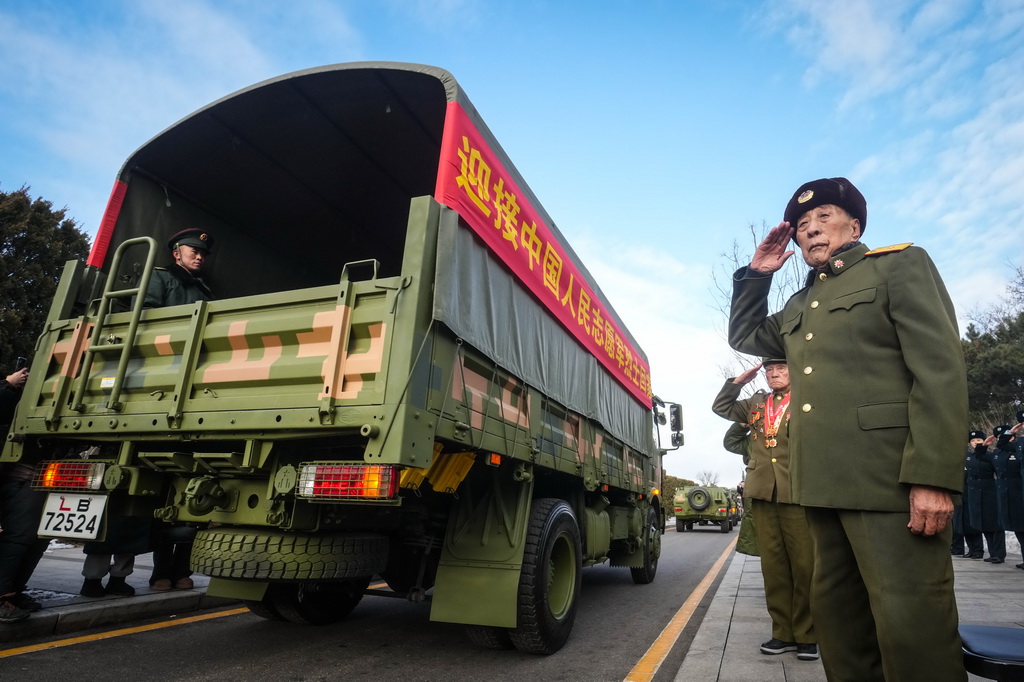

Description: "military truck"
3 62 682 655
673 485 738 533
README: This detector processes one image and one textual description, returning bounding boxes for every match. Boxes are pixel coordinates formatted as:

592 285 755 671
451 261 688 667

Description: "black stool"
960 625 1024 681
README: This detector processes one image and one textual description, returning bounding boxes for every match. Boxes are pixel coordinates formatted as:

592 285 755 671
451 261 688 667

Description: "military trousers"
751 498 814 644
805 507 965 682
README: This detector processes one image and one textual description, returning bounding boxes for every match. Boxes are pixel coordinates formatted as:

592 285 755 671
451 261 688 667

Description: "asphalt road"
4 527 736 682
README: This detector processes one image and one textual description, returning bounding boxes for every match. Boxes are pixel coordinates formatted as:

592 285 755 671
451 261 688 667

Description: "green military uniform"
714 380 814 647
730 242 968 681
723 422 759 557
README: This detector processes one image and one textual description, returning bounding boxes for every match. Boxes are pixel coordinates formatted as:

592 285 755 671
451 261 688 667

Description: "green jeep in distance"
673 485 738 533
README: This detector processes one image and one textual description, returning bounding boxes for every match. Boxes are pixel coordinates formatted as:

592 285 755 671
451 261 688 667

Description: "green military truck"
673 485 738 533
2 63 681 655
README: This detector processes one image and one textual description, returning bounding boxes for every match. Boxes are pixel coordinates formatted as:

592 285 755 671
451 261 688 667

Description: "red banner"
435 101 651 407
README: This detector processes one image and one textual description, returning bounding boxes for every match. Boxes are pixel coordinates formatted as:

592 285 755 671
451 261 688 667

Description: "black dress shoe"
989 558 1004 564
1015 563 1024 570
969 553 985 559
984 557 996 562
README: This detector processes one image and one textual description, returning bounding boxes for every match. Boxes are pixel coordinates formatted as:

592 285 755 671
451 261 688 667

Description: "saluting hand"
732 364 763 385
750 222 796 274
907 485 953 536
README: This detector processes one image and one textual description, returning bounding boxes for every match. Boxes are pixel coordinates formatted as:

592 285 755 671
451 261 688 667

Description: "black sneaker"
797 643 820 660
8 593 42 612
760 638 798 655
105 577 136 596
0 598 31 624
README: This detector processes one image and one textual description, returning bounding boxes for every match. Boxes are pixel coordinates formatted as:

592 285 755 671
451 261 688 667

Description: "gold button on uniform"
818 272 828 281
771 458 778 463
805 333 814 340
802 404 812 412
804 366 812 374
811 301 819 309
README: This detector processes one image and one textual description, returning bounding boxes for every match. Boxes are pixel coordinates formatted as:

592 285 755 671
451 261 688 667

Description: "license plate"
38 493 107 540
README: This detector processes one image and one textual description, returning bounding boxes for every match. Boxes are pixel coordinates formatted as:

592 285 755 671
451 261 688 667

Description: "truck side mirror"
669 404 682 432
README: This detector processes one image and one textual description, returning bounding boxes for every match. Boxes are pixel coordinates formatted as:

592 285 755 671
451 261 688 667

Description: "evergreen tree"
0 186 91 369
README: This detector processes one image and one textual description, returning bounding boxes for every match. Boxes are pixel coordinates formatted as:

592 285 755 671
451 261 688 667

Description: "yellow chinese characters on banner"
435 101 651 407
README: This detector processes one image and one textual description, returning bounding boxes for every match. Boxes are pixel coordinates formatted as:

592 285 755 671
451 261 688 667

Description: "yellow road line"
0 607 250 659
624 537 737 682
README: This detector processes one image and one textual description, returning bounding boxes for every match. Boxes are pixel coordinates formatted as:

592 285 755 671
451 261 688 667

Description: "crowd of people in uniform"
954 419 1024 566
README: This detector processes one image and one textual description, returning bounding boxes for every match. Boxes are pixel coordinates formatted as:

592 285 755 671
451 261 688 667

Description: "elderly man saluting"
728 177 968 681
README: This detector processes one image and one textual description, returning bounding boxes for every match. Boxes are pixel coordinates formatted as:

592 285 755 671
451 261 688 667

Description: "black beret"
969 430 986 440
784 177 867 234
167 228 213 252
994 424 1012 438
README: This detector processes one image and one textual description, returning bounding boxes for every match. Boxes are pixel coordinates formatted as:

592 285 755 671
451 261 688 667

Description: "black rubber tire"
243 597 286 621
687 487 711 512
191 527 388 581
508 498 582 655
466 625 515 650
630 506 660 584
675 517 685 532
265 578 369 625
720 518 731 533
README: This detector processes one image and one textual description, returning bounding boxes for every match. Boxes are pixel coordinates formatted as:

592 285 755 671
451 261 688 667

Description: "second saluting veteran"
728 177 968 681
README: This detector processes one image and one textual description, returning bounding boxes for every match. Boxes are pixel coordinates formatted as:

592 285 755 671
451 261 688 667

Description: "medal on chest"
763 393 790 448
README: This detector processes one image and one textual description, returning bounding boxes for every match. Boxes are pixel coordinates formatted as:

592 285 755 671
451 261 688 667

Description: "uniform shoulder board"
865 243 913 256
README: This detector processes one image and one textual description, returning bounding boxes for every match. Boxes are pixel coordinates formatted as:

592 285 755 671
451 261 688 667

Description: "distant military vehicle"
673 485 738 532
3 62 681 655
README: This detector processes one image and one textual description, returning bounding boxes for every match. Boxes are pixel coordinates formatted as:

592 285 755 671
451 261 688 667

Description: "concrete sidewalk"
0 544 236 645
675 546 1024 681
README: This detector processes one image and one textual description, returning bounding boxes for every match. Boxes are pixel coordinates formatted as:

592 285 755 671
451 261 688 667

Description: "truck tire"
264 578 369 625
191 527 388 581
466 625 515 650
243 597 285 621
675 517 685 532
630 506 660 584
508 498 582 655
687 487 711 512
720 518 731 533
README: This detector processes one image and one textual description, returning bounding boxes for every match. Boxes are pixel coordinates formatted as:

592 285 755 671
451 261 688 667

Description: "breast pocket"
829 287 877 311
780 310 802 336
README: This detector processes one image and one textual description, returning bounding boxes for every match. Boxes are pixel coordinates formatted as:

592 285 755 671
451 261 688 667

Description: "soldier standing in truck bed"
143 228 214 308
713 358 816 661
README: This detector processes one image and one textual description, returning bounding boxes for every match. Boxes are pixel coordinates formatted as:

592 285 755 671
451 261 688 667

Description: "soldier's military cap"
969 429 986 440
167 228 213 252
762 357 787 366
784 177 867 234
993 424 1012 438
1017 410 1024 424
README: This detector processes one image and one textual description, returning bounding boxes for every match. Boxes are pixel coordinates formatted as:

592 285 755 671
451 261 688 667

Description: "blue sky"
1 0 1022 483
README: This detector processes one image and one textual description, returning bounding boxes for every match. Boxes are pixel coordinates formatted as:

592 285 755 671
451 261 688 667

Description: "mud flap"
430 463 534 628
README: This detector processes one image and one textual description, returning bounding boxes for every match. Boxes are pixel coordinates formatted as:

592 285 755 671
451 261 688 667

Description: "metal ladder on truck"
67 237 158 413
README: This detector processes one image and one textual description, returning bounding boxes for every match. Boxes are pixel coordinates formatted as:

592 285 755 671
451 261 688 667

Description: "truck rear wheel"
687 487 711 511
720 518 731 533
675 517 685 532
630 506 660 584
191 527 388 581
508 498 582 655
466 625 515 650
263 579 369 625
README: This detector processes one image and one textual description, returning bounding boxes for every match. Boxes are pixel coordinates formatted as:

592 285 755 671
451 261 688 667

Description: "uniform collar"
805 242 870 285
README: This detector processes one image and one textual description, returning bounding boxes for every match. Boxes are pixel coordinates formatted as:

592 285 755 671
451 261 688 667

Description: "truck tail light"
35 461 106 491
717 507 727 514
297 464 398 501
674 507 683 512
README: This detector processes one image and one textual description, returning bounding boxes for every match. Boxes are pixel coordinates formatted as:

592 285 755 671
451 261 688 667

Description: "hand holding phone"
14 356 27 372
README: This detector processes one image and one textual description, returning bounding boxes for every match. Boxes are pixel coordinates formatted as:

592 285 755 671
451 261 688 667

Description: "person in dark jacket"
0 365 48 624
966 430 1006 562
959 431 987 559
142 228 215 308
1010 415 1024 570
990 423 1023 564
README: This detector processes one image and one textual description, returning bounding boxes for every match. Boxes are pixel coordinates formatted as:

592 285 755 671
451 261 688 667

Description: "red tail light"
297 464 398 500
34 461 106 491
